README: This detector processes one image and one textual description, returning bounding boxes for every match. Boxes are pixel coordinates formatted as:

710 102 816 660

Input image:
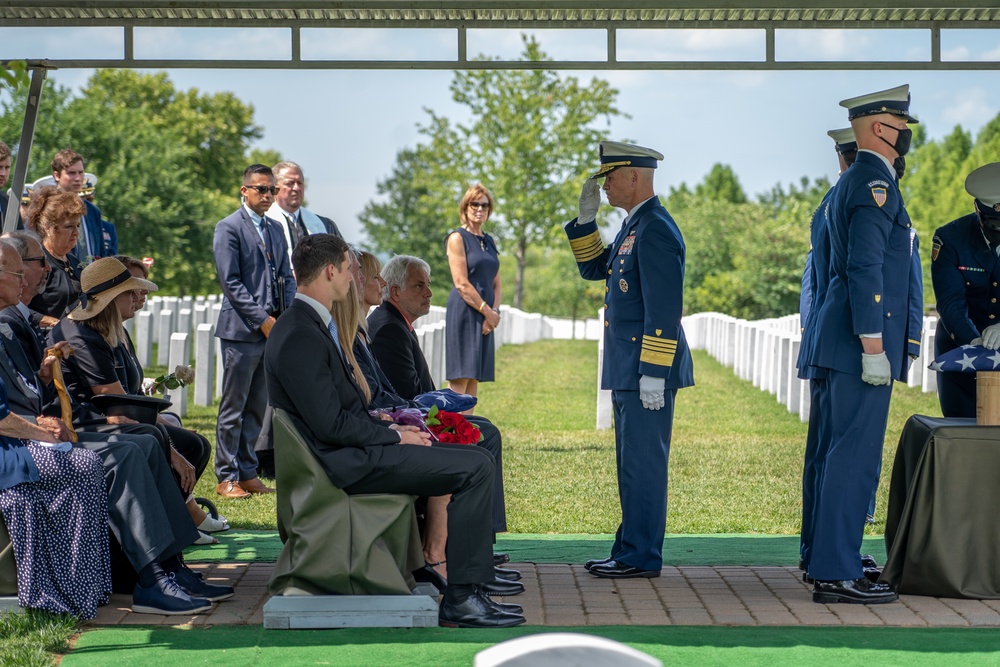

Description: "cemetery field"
178 338 944 534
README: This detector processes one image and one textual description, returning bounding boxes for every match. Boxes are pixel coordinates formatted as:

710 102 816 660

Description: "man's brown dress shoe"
216 481 250 499
238 477 275 494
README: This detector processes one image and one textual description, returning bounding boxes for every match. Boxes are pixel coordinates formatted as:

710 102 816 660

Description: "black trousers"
75 431 199 572
343 443 495 586
468 415 506 534
86 421 211 490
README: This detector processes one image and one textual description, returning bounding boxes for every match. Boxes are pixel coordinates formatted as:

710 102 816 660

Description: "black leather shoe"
585 557 613 571
861 554 879 569
863 566 882 584
439 585 525 628
589 560 660 579
494 553 510 566
798 558 806 571
477 586 523 614
481 577 525 597
803 572 814 585
412 565 448 592
813 578 898 604
494 566 521 581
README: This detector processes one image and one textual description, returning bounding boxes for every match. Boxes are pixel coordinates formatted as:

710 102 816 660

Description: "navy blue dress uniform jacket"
804 152 922 381
931 212 1000 347
798 188 835 380
213 207 296 343
564 197 694 391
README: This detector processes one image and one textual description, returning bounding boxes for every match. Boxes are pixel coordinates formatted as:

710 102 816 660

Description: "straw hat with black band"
68 257 157 321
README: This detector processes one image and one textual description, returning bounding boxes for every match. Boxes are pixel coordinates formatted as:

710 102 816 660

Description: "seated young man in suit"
263 233 524 628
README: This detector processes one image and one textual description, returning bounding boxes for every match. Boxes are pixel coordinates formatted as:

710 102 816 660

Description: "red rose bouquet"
424 405 482 444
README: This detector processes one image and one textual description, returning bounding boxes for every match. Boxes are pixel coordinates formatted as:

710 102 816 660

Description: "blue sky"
2 25 1000 243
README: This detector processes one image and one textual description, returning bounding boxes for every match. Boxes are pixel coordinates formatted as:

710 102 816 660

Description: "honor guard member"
931 162 1000 417
565 140 694 579
797 127 856 574
801 85 923 604
80 173 119 256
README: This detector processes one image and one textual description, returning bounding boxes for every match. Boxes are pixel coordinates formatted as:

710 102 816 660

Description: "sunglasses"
468 202 490 210
22 255 46 265
244 185 279 195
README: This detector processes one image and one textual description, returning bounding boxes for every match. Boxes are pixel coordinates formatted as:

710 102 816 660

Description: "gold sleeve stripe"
569 232 605 262
640 349 675 367
642 336 678 350
908 339 921 345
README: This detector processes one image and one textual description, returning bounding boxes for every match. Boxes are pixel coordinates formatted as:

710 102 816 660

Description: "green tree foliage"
0 70 264 294
361 35 623 309
497 243 604 327
694 163 748 204
0 61 28 91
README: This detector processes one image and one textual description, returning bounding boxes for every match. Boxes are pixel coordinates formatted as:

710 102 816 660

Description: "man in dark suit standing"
47 149 113 260
213 164 296 499
264 233 523 628
565 140 694 580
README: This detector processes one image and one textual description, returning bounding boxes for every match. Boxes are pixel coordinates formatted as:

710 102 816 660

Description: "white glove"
578 179 601 223
639 375 665 410
861 352 892 386
981 324 1000 350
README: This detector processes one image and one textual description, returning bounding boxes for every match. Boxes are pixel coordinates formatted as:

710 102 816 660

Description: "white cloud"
941 88 993 130
943 46 971 61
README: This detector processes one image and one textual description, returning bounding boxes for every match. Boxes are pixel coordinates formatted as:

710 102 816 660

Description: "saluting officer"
801 85 923 605
931 163 1000 418
565 140 694 579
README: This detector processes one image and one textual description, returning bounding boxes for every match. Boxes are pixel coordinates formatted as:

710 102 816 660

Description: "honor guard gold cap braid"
589 140 664 180
839 84 919 124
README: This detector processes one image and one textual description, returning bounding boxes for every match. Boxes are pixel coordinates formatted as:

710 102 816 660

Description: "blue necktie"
327 319 343 355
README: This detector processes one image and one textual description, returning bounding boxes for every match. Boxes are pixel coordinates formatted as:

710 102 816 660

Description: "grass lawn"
0 338 948 666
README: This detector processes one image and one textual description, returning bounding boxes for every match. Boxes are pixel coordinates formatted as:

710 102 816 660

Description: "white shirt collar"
294 293 331 327
243 203 264 226
276 205 298 222
624 195 657 225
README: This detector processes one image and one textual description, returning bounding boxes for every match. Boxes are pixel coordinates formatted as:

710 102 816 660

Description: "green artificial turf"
185 531 888 567
63 626 1000 667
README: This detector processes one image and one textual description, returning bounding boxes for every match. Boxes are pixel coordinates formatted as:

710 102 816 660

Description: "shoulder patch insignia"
932 235 942 262
871 187 887 207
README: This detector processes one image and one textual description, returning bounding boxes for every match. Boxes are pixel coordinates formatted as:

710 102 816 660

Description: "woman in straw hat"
48 257 224 542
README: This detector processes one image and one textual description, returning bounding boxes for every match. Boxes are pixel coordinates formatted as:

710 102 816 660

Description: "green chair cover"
0 518 16 596
269 408 422 596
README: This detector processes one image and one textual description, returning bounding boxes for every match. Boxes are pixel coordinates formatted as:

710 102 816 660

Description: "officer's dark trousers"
799 377 829 568
216 338 267 483
807 370 892 581
76 431 199 572
610 388 676 572
343 442 495 586
937 370 976 419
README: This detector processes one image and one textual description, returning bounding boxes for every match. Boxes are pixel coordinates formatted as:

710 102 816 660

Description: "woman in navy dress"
445 184 502 408
0 376 111 619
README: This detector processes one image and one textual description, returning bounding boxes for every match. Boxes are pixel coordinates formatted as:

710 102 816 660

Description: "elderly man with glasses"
212 164 296 499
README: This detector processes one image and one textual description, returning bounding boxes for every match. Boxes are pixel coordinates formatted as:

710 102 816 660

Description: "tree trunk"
514 232 527 309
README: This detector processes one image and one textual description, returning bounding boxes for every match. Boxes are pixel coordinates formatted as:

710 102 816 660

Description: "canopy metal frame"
3 1 1000 230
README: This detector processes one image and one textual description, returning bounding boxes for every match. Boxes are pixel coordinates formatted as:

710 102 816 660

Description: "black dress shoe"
412 565 448 592
481 577 525 597
863 566 882 584
860 554 879 569
477 586 523 614
585 557 613 571
589 560 660 579
439 585 525 628
803 572 814 585
494 566 521 581
813 578 898 604
798 558 806 571
493 553 510 566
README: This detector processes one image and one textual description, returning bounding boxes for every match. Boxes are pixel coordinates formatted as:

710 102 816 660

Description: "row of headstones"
123 298 556 414
682 312 941 422
416 304 554 387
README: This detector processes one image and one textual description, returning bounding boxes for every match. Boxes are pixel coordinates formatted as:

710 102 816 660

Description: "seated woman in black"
48 257 223 542
0 375 111 619
25 187 84 319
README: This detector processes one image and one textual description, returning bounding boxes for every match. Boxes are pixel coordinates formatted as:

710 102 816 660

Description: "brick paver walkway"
85 562 1000 628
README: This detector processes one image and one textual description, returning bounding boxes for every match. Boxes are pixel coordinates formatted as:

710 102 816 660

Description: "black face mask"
977 200 1000 235
878 122 912 158
893 157 906 181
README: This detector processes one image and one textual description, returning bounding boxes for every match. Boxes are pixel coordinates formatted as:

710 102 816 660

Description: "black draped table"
882 414 1000 598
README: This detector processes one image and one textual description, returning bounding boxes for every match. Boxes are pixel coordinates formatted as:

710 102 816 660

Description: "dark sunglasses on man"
244 185 279 196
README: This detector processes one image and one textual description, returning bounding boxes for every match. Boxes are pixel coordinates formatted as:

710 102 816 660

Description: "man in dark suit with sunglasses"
213 164 296 499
